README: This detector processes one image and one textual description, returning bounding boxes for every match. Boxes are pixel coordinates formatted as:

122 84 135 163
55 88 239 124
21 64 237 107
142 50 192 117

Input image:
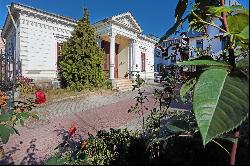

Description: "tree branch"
191 11 227 33
220 0 229 32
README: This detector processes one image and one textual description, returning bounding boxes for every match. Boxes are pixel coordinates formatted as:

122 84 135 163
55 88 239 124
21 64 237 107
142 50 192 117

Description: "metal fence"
0 48 22 109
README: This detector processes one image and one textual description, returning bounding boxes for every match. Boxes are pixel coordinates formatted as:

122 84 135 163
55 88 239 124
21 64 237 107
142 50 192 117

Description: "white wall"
117 37 129 78
137 39 155 80
18 13 75 80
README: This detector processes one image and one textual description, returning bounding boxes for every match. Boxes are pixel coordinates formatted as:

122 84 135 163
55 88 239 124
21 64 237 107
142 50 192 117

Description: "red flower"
35 90 46 104
69 124 77 137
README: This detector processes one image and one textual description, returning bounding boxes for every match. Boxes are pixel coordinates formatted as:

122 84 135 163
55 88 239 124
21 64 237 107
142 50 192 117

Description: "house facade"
93 12 157 81
155 0 241 70
1 3 157 83
154 33 189 72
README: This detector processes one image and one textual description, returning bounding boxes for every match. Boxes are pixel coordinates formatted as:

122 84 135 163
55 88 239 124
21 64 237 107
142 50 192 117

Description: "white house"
188 0 240 59
1 3 157 85
154 33 188 72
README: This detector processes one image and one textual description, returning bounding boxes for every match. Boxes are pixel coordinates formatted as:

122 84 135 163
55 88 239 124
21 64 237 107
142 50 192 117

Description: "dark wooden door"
101 40 119 78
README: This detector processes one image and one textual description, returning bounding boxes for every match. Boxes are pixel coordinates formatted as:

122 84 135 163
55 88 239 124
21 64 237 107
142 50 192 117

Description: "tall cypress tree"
59 8 105 91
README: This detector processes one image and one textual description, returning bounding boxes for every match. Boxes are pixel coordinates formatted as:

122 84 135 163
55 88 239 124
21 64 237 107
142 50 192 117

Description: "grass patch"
17 87 114 105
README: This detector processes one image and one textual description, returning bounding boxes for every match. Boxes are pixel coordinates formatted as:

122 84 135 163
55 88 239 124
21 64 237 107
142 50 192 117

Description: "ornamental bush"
58 8 105 91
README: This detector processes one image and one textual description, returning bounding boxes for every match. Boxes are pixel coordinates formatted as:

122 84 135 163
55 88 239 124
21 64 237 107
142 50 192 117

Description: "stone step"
118 86 133 92
115 82 134 86
113 79 134 92
114 80 132 84
116 84 133 87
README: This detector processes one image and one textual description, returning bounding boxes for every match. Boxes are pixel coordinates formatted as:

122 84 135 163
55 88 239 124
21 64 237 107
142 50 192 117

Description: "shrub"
58 8 106 91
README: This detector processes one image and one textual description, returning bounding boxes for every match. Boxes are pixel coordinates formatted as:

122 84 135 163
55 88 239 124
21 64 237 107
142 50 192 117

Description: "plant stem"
220 0 229 32
230 131 240 165
191 11 227 33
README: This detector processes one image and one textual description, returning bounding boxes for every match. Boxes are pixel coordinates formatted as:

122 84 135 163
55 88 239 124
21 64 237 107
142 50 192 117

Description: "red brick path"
1 96 157 165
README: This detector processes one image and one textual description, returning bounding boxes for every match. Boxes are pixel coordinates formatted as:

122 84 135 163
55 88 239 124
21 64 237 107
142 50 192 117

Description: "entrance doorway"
101 40 119 78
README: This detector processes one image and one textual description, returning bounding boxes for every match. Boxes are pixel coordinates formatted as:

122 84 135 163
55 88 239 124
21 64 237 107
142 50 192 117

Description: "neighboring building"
0 29 5 53
154 33 188 72
1 3 157 83
155 0 241 70
188 0 241 60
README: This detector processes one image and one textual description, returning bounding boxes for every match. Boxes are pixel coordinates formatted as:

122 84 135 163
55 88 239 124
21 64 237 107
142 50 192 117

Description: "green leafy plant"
46 128 147 165
0 91 39 144
17 76 36 96
161 0 249 164
128 74 148 132
58 8 106 91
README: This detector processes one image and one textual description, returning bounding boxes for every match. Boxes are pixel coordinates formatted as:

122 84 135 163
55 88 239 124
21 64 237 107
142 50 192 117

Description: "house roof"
1 3 77 38
12 3 77 23
187 30 207 38
93 11 143 33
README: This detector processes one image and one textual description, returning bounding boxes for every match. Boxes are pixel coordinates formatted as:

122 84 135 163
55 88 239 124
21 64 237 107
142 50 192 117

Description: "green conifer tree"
58 8 105 91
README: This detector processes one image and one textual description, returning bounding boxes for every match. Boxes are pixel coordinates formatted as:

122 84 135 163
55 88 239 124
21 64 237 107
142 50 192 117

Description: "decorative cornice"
138 34 158 44
13 3 77 24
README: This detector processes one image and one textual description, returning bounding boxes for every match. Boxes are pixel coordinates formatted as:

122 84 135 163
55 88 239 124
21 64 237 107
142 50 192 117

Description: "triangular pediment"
111 12 142 33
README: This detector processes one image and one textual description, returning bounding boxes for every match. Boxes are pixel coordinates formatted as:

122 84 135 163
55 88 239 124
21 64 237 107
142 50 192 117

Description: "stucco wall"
137 38 155 81
18 13 75 80
117 37 129 78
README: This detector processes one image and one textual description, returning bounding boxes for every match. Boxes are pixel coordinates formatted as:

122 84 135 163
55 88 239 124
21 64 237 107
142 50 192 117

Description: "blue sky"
0 0 249 38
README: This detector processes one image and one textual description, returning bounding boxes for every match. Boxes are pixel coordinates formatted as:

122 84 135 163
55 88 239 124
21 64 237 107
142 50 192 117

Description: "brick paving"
0 84 191 165
0 86 158 165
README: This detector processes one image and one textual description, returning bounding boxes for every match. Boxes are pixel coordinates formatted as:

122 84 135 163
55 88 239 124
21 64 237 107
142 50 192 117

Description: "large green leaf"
0 124 15 144
235 25 249 44
207 5 249 17
193 69 249 145
236 56 249 69
227 13 249 34
177 60 230 67
180 77 197 102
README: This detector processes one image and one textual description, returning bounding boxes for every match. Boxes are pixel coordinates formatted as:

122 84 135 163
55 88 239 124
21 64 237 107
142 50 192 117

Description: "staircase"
112 79 134 92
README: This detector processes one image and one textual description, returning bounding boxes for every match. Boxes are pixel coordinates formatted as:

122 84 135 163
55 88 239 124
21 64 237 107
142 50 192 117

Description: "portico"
93 12 157 82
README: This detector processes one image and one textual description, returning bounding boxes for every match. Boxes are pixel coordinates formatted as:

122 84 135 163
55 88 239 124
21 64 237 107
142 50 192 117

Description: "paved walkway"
0 85 158 165
0 84 191 165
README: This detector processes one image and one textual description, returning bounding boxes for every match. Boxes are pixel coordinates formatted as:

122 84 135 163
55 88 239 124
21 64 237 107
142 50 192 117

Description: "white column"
128 42 132 72
132 39 137 72
109 32 116 80
97 36 102 47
